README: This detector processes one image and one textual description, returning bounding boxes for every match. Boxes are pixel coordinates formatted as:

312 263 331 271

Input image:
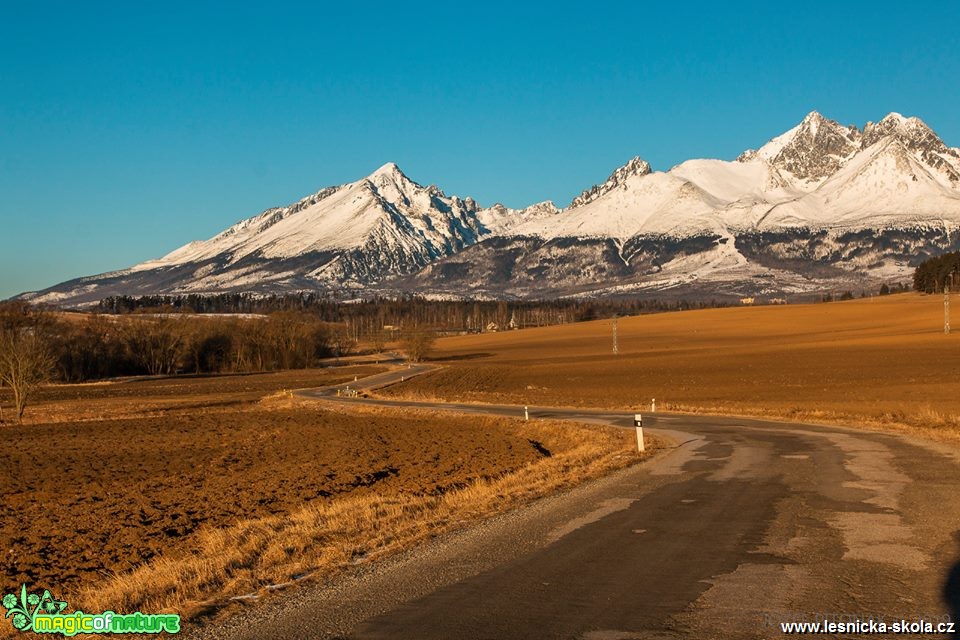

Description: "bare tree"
234 319 269 372
310 322 334 360
265 312 316 370
184 321 234 374
370 328 387 354
400 328 436 363
331 327 357 360
0 307 56 424
122 317 187 375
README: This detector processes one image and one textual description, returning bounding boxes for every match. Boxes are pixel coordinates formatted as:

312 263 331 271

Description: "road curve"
191 365 960 640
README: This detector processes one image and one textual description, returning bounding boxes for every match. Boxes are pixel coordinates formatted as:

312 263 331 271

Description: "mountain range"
22 111 960 306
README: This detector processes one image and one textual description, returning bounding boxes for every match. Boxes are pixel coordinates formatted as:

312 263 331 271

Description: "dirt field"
1 407 570 593
0 365 640 621
380 293 960 439
1 365 384 423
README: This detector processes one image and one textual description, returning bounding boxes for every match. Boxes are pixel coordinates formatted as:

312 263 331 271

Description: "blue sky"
2 1 959 299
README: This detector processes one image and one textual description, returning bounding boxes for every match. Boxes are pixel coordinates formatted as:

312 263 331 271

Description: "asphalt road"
192 366 960 639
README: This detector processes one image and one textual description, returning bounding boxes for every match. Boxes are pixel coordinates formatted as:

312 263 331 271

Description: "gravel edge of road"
181 428 691 640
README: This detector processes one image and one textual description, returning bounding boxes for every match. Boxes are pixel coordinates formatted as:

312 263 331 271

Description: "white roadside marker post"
634 413 645 453
651 398 656 412
525 406 529 421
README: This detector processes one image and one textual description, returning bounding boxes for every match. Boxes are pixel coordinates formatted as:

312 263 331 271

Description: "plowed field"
1 365 631 603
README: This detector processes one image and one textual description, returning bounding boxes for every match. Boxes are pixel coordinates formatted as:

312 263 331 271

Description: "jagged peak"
863 113 958 182
881 111 909 124
878 112 934 130
570 156 652 208
863 112 944 148
369 161 404 178
878 112 938 135
482 200 559 215
362 161 427 195
737 111 862 182
616 156 652 177
526 199 560 212
797 110 841 139
866 112 930 133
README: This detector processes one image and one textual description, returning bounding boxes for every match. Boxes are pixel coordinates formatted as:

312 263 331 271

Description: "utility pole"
947 274 954 335
612 316 619 355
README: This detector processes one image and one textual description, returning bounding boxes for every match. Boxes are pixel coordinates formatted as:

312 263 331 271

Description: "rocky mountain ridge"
20 111 960 305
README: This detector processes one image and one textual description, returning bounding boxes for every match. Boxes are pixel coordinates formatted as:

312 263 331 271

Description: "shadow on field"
945 532 960 638
430 352 493 362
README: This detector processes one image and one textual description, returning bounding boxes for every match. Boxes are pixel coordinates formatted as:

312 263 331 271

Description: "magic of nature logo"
2 584 180 636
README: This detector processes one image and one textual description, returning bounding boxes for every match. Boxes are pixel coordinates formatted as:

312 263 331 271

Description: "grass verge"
656 401 960 446
71 406 659 624
376 378 960 447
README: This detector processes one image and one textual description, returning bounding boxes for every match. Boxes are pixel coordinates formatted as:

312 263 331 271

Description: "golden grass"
74 407 654 620
381 293 960 442
653 401 960 445
0 361 663 640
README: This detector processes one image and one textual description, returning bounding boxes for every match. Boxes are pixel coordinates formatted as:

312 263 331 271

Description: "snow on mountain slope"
129 163 563 284
403 110 960 300
751 136 960 230
738 111 862 185
136 163 481 270
569 156 652 208
24 163 553 305
519 110 960 238
862 112 960 185
669 158 802 205
511 169 726 240
19 110 960 306
476 200 561 234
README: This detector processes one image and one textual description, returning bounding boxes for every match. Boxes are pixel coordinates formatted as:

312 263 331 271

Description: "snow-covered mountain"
22 111 960 305
24 163 558 305
405 111 960 299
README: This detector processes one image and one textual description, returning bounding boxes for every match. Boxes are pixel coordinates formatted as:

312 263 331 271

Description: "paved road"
195 367 960 639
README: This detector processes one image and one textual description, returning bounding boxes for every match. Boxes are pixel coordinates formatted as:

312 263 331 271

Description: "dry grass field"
381 293 960 440
3 366 387 424
0 365 646 629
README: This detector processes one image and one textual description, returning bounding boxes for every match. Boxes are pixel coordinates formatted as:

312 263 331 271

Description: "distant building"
739 297 755 305
768 298 787 305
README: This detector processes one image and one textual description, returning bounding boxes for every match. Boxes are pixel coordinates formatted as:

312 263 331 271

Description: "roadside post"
651 398 656 412
634 413 645 453
525 406 529 421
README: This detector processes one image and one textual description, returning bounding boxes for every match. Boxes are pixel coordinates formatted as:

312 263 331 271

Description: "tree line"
96 293 731 335
0 293 724 423
0 303 365 423
913 251 960 293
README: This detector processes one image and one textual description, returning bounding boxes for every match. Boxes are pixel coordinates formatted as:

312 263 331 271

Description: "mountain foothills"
22 111 960 306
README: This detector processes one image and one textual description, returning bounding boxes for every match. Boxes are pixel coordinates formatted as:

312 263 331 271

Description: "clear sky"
2 1 959 299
